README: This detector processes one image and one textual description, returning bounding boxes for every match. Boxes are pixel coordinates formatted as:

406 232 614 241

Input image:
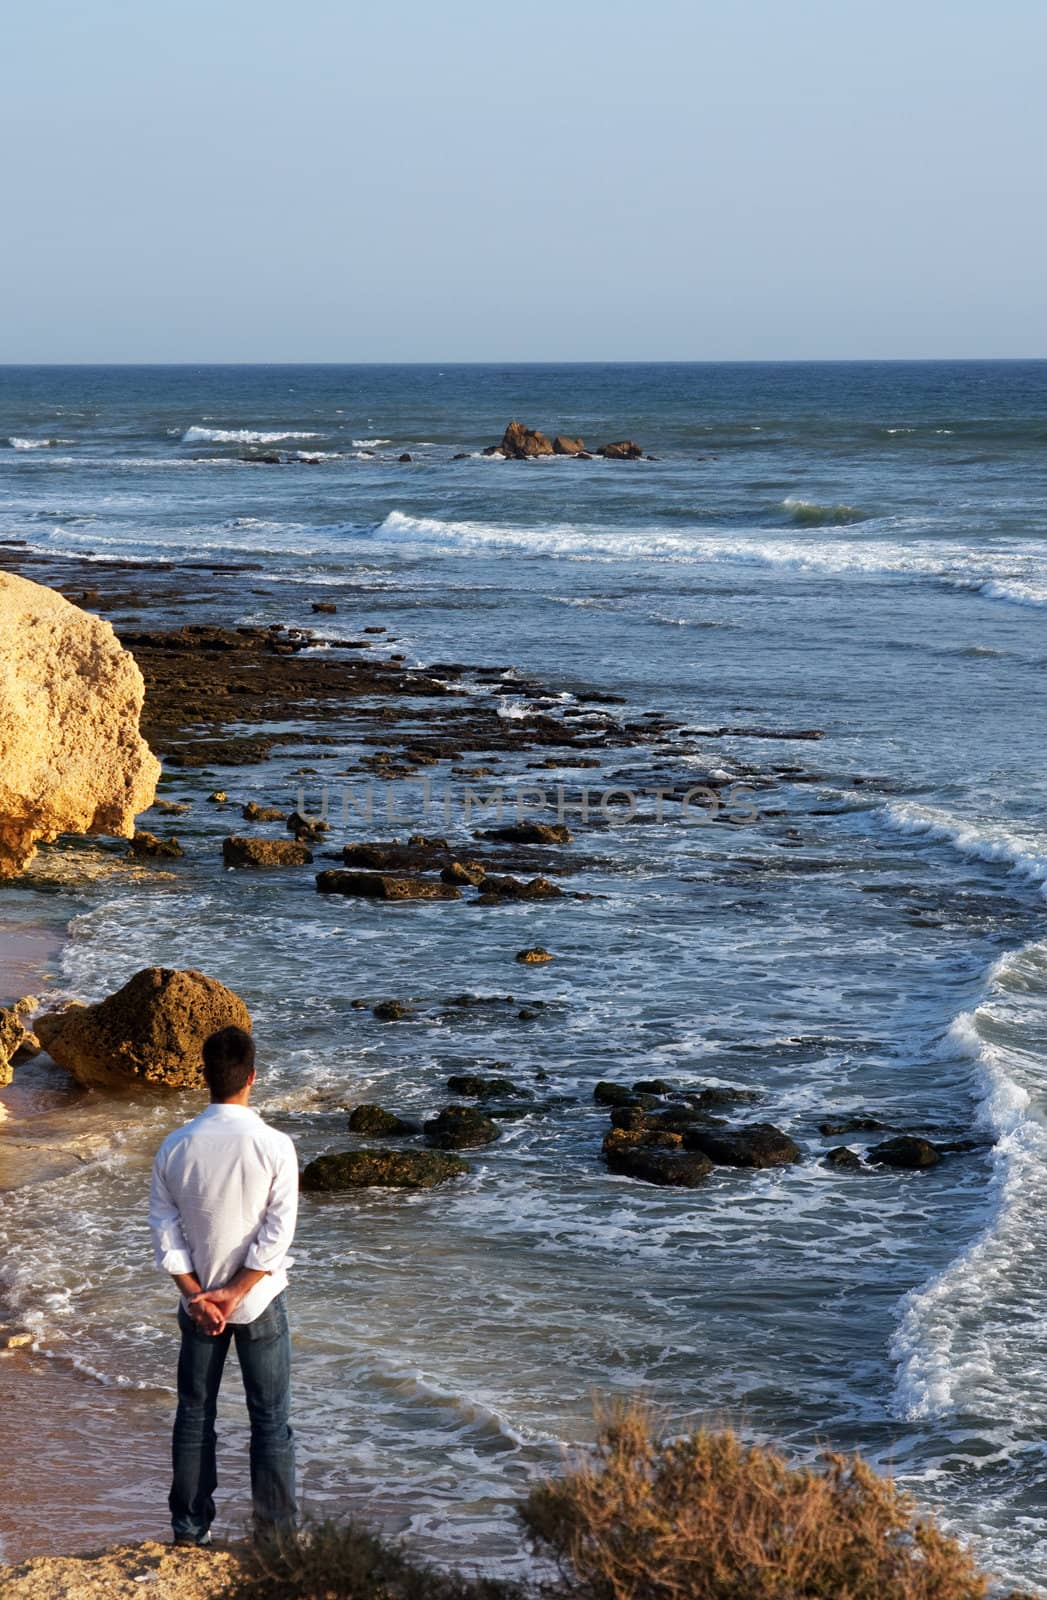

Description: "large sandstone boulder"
0 571 160 876
35 967 251 1090
496 421 555 459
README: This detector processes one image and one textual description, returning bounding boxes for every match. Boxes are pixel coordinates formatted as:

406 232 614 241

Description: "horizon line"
2 356 1046 370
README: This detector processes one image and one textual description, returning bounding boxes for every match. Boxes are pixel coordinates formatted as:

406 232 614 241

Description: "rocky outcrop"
35 967 251 1090
446 1074 532 1100
347 1103 419 1136
494 421 555 459
477 822 572 845
0 571 160 876
516 946 553 964
684 1122 802 1169
316 869 460 900
0 1000 39 1087
552 436 586 456
597 440 644 459
242 801 287 822
302 1149 470 1190
222 835 313 867
423 1105 500 1149
868 1135 941 1169
130 830 184 859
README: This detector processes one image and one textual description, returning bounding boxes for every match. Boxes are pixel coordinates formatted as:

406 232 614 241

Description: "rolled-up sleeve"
244 1139 298 1275
148 1150 195 1277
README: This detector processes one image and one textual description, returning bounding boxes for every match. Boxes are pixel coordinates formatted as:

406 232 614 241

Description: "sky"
2 0 1045 362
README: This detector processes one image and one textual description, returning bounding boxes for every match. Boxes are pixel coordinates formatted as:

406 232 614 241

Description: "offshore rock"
498 421 555 459
347 1103 419 1136
0 570 160 876
552 435 586 456
302 1148 469 1190
35 967 252 1091
684 1121 802 1169
130 830 185 859
445 1073 532 1100
317 869 460 900
423 1104 500 1149
477 822 573 845
868 1134 942 1169
597 440 644 459
242 801 287 823
223 835 313 867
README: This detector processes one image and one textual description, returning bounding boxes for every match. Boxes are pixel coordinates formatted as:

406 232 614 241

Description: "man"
148 1024 299 1546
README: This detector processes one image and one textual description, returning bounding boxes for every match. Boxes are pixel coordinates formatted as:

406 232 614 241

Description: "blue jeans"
170 1292 296 1541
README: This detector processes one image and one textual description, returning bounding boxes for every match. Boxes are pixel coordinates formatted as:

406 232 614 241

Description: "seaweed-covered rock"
317 870 460 900
372 999 412 1022
684 1122 802 1169
347 1104 418 1136
868 1135 941 1170
302 1149 469 1190
445 1074 532 1100
35 967 251 1091
223 835 313 867
423 1104 500 1149
603 1130 713 1188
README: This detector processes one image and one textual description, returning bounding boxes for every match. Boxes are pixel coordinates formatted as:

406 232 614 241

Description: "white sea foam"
876 801 1047 900
351 437 391 447
182 425 320 444
891 943 1047 1423
375 511 1047 611
8 436 71 449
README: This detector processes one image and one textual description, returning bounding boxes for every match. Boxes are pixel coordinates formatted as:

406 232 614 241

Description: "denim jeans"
170 1292 296 1542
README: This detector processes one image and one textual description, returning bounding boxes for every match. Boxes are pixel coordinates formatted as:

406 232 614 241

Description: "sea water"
1 362 1047 1585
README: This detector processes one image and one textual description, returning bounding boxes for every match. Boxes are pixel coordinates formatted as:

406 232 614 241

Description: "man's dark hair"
202 1025 256 1101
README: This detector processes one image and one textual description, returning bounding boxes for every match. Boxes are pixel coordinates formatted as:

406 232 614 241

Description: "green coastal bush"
223 1405 991 1600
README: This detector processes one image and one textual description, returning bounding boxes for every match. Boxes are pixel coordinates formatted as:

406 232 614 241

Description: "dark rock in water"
372 999 412 1022
868 1135 941 1169
516 946 553 964
288 810 330 843
242 452 282 465
685 1122 802 1169
824 1146 863 1171
818 1114 889 1136
476 874 563 902
342 837 453 872
441 860 487 887
311 601 338 614
398 452 413 463
302 1149 469 1190
552 435 586 456
595 1082 661 1110
424 1104 500 1149
477 822 572 845
242 801 287 823
497 420 555 459
633 1078 674 1096
446 1074 532 1100
316 870 460 901
130 830 185 859
680 1085 764 1109
452 452 469 460
611 1104 710 1133
597 440 644 460
603 1130 713 1187
154 799 190 816
347 1103 419 1136
223 835 312 867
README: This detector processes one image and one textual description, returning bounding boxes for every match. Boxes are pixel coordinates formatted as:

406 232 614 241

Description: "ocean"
1 361 1046 1586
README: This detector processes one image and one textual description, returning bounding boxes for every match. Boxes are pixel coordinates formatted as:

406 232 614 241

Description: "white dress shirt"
149 1102 298 1325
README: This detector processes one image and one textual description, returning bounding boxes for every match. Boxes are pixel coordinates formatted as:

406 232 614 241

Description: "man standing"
149 1024 298 1546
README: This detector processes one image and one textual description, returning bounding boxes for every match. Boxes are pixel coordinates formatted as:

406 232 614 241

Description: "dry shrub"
225 1519 522 1600
520 1402 989 1600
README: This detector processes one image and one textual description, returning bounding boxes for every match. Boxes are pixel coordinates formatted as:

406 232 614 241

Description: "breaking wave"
182 425 321 444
